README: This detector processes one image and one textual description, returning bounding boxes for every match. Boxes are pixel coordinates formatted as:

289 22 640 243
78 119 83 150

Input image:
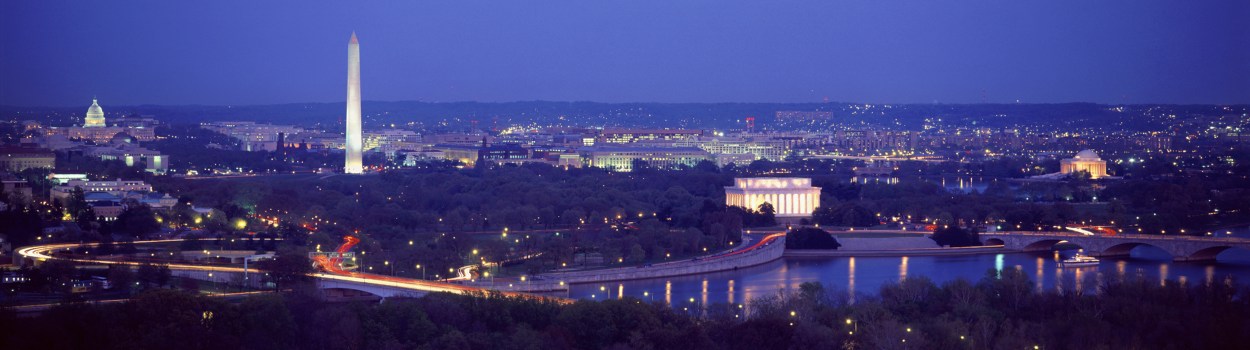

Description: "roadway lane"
16 239 568 302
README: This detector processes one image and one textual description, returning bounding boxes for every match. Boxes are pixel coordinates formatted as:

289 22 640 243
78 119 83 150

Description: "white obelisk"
344 32 363 174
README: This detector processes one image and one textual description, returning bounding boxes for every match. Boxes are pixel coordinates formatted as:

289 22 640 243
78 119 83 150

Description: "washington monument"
344 32 363 174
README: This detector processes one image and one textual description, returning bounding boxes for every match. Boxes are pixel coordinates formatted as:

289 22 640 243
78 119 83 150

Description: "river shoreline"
784 245 1012 258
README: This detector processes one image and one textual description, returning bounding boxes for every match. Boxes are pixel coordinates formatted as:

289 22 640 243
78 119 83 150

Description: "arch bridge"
981 232 1250 262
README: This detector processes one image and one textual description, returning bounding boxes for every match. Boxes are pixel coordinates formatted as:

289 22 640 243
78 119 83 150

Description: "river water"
564 247 1250 306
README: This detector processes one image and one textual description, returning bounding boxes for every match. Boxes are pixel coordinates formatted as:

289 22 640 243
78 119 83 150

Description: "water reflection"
701 279 708 305
665 280 671 305
899 256 909 281
994 254 1004 277
847 257 856 303
1035 256 1045 292
1159 264 1169 286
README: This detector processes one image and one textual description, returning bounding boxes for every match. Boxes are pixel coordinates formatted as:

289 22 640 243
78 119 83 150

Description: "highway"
17 231 796 301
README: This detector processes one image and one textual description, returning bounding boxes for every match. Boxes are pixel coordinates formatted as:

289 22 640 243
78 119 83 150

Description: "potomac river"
562 246 1250 306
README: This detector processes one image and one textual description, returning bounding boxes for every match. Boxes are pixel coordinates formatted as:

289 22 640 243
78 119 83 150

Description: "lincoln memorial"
724 177 821 218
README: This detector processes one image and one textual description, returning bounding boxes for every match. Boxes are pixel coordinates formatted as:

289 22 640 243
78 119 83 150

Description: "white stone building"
724 178 821 218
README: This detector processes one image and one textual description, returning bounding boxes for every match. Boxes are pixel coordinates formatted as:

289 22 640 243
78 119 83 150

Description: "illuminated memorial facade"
724 177 821 218
1060 149 1108 179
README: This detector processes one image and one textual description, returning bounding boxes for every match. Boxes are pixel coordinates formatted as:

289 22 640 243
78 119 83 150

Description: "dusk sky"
2 0 1247 107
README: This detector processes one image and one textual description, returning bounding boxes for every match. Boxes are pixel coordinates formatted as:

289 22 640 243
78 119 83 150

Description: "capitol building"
724 177 821 218
62 99 156 143
1060 149 1108 179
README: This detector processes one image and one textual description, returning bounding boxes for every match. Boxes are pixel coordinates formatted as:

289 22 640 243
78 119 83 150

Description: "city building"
50 178 154 203
775 110 833 121
430 144 483 167
344 32 363 174
579 146 709 172
1060 149 1108 179
597 129 703 144
711 153 756 167
0 146 55 172
48 173 89 185
427 142 532 168
1 173 33 202
59 99 157 143
84 142 169 174
724 177 821 218
676 138 787 162
201 121 306 151
364 129 422 156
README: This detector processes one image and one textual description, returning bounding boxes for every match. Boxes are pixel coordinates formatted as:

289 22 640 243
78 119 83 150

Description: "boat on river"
1061 254 1100 267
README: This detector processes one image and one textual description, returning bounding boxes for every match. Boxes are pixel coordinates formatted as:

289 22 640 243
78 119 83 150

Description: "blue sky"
1 0 1247 106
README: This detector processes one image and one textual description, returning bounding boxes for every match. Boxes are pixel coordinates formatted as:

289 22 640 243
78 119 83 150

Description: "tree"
108 265 135 294
930 226 981 247
629 244 646 263
756 202 776 227
136 263 172 288
785 227 841 250
259 246 313 291
115 199 161 238
0 202 44 246
61 187 97 228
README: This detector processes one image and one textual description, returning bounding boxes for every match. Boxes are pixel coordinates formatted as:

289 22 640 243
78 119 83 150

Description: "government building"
1060 149 1108 179
56 99 156 143
724 177 821 219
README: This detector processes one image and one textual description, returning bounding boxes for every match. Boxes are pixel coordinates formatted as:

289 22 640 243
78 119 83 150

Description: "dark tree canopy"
930 225 982 247
785 227 841 250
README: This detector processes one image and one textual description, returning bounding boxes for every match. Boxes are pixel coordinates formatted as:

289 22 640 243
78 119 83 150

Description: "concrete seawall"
534 236 787 285
784 245 1011 258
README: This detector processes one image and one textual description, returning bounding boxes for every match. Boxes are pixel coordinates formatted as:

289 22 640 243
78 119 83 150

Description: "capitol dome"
84 98 106 127
1073 149 1100 160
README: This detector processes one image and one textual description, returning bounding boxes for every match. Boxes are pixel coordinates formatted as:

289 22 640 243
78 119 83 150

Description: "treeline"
4 270 1248 350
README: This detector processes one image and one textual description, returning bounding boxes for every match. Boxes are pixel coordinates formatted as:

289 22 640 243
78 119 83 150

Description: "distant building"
597 129 703 144
579 146 709 172
430 144 483 167
725 177 821 218
0 147 55 172
1060 149 1108 179
84 143 169 174
50 179 154 203
48 173 89 185
712 153 756 167
363 129 422 156
201 121 305 151
775 111 833 121
59 99 157 143
675 138 787 162
1 173 33 202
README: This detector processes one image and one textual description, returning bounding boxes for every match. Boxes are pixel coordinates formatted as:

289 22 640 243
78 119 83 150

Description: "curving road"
16 239 568 302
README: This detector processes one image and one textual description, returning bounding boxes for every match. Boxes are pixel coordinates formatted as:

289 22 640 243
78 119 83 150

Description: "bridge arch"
1185 246 1250 262
983 238 1005 246
1021 239 1077 252
1101 242 1173 260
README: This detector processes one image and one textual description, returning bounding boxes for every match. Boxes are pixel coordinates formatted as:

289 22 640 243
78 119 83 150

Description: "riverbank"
787 236 1011 257
533 234 786 285
784 245 1012 257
